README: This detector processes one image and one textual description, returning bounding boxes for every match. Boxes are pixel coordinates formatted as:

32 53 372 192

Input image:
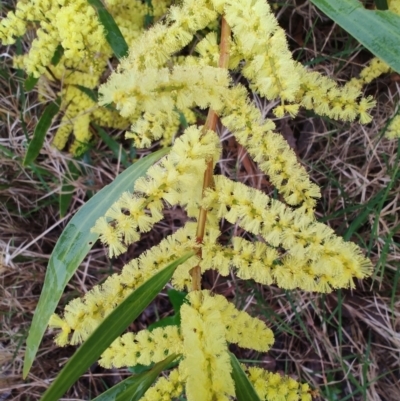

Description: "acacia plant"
13 0 381 399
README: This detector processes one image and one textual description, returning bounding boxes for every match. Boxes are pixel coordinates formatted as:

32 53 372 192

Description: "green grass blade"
23 97 61 166
94 123 130 168
93 354 179 401
230 353 261 401
309 0 400 73
22 148 170 378
59 160 81 218
87 0 129 59
40 253 194 401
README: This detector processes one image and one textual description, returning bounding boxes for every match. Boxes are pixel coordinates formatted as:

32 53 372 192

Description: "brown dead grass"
1 0 400 400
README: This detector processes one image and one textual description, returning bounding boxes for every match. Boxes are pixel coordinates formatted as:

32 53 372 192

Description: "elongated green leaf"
148 315 179 331
128 363 155 375
87 0 129 59
374 0 388 10
93 354 179 401
168 289 187 314
25 75 39 91
23 97 61 166
148 289 187 331
51 44 64 66
40 253 194 401
94 123 130 168
230 353 261 401
23 148 170 378
75 84 115 111
75 84 98 103
309 0 400 73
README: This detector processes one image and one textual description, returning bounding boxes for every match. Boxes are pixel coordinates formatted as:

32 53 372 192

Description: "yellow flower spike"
295 64 376 123
53 115 74 151
202 175 373 292
220 303 274 352
99 326 183 368
107 0 170 46
50 223 198 345
92 126 220 257
1 0 136 154
51 82 129 154
141 369 184 401
246 366 313 401
100 64 231 137
223 0 300 102
221 85 321 213
346 57 391 91
386 114 400 139
202 236 278 285
180 291 235 401
69 113 91 155
0 10 27 44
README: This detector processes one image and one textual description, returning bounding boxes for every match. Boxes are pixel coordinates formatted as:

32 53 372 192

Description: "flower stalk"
192 16 232 291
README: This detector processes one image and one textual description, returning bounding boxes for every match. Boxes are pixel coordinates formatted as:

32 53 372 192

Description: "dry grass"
1 1 399 400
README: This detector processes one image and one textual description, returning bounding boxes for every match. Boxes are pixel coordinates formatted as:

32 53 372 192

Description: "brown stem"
191 17 231 291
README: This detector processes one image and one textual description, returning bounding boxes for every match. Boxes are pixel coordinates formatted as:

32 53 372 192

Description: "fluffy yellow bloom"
4 0 131 154
222 0 300 102
96 0 380 157
208 291 274 351
222 85 321 214
178 290 273 400
294 64 376 123
92 126 221 257
201 231 278 284
346 58 391 91
0 0 109 77
127 108 196 148
202 176 372 292
246 366 313 401
56 1 107 60
117 0 216 74
48 314 71 347
48 224 198 346
99 326 183 368
51 288 277 400
0 6 29 45
87 290 272 370
141 369 184 401
43 1 378 398
2 0 172 154
100 64 231 146
106 0 172 46
386 114 400 139
52 84 128 155
180 291 235 401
